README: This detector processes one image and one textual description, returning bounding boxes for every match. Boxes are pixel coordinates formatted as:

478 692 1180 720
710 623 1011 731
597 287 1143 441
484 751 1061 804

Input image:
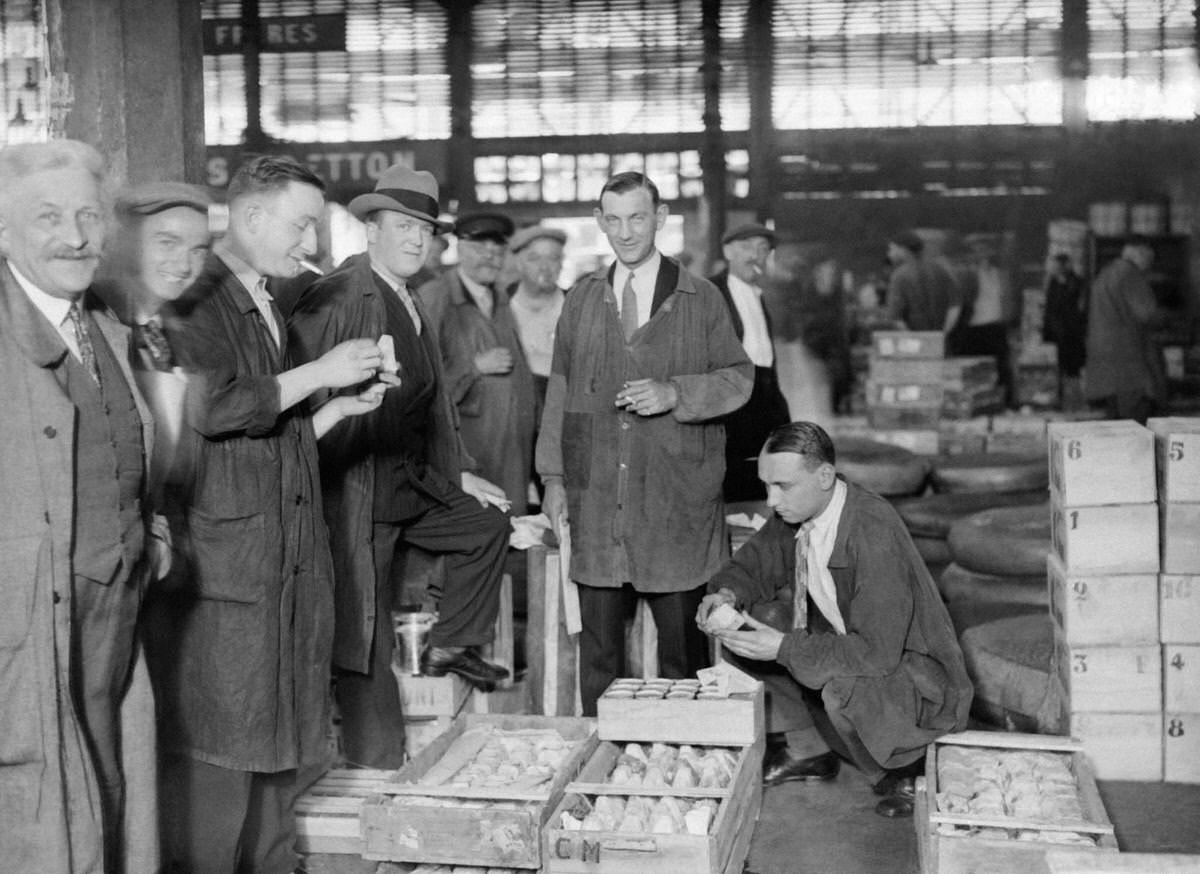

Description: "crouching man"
697 421 971 817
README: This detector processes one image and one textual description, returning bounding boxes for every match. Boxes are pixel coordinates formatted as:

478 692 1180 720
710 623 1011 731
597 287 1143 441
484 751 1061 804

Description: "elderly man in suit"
0 139 164 873
709 223 791 501
289 165 512 770
158 155 390 874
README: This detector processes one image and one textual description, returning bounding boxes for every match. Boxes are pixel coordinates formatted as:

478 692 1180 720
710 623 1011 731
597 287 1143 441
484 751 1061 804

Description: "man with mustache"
0 139 159 873
158 155 389 873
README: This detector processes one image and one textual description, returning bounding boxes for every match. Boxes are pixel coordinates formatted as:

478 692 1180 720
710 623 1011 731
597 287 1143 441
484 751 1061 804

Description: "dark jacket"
708 481 972 769
1085 257 1168 406
288 252 473 673
157 253 334 772
417 268 536 514
536 256 753 591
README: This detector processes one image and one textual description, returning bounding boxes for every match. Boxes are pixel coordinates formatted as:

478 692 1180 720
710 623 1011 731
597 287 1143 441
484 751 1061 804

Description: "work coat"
536 257 752 592
1084 256 1167 407
418 269 537 514
288 252 472 674
156 254 334 773
708 481 972 769
0 266 155 874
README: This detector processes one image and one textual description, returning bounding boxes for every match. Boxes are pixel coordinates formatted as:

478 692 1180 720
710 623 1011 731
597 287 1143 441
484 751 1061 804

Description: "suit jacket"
156 253 334 772
708 481 972 769
288 252 473 673
1085 257 1167 405
0 265 154 874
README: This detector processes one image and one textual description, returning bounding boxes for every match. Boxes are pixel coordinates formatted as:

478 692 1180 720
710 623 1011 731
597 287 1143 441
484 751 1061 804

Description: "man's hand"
695 588 737 633
316 338 385 389
542 480 567 527
615 378 677 416
462 471 511 511
475 347 514 375
715 613 785 661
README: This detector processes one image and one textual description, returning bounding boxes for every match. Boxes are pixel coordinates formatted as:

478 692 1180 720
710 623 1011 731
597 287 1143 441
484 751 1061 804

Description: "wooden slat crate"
1043 849 1200 872
869 355 945 384
915 732 1117 874
1047 421 1156 508
867 381 945 407
1047 555 1158 646
1050 502 1159 575
595 680 763 746
873 330 945 359
1161 575 1200 643
295 768 394 855
360 714 598 869
543 740 763 874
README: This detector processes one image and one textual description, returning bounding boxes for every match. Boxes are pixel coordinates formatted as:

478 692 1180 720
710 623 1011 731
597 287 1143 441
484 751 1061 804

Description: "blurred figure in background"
409 231 448 290
950 245 1015 406
885 230 961 335
709 223 790 501
1042 253 1087 410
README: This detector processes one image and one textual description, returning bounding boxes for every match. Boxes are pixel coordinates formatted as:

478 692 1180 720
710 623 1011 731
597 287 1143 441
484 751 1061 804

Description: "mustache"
51 248 101 260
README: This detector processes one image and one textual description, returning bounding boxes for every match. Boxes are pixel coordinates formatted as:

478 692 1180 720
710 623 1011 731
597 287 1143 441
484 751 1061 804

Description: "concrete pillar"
45 0 205 186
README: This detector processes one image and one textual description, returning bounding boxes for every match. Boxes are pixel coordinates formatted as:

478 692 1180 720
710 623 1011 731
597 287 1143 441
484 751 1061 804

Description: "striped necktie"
68 301 101 385
793 522 814 630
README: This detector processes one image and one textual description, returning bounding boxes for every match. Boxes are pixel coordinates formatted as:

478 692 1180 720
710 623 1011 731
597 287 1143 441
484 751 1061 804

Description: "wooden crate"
870 355 945 384
867 381 945 407
1054 636 1161 713
873 428 940 456
1068 712 1164 781
395 672 472 719
361 714 599 868
1148 416 1200 503
867 405 942 430
1162 502 1200 575
1047 421 1156 507
544 739 763 874
915 732 1117 874
1165 645 1200 712
1050 502 1159 575
295 769 394 855
873 330 945 359
1161 575 1200 643
405 714 456 759
1044 849 1200 872
941 357 998 391
1047 555 1158 646
1164 712 1200 783
596 680 763 746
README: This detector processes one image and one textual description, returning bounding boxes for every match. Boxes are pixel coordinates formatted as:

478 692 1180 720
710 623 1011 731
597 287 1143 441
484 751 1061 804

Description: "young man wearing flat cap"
418 211 538 515
507 225 567 436
709 223 790 501
885 229 961 334
289 165 512 769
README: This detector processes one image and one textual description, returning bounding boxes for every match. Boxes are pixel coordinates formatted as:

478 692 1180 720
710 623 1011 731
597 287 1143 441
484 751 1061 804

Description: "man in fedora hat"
417 210 537 516
289 164 512 769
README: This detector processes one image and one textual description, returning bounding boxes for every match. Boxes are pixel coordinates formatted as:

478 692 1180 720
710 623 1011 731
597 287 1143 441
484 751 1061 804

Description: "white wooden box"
1047 554 1158 646
295 769 394 855
869 355 944 384
1050 502 1159 575
1047 421 1156 507
1163 712 1200 784
872 428 940 456
867 381 945 407
1164 644 1200 712
1054 636 1161 713
872 330 945 359
1068 712 1164 781
1161 575 1200 643
1045 849 1200 871
395 671 472 718
1148 416 1200 503
596 680 763 746
1162 502 1200 575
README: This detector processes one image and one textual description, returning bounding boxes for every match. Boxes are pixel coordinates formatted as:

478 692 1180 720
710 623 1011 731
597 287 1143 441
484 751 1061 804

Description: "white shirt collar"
11 262 74 328
371 263 406 294
214 241 268 302
808 478 847 551
613 250 661 295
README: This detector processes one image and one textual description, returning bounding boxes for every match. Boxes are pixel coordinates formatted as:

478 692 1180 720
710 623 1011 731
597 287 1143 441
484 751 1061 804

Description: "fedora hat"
348 165 452 232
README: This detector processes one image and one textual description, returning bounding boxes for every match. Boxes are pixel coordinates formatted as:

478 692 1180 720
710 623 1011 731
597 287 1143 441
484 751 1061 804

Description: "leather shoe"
420 646 508 690
762 747 840 787
874 775 916 818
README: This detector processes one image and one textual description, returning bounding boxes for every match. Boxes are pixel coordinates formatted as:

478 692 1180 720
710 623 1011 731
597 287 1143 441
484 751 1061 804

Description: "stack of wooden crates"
1047 420 1162 780
1149 417 1200 784
867 330 945 455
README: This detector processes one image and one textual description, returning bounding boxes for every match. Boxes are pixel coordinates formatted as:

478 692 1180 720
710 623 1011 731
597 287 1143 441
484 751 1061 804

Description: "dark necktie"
68 301 101 385
620 271 639 341
133 320 174 371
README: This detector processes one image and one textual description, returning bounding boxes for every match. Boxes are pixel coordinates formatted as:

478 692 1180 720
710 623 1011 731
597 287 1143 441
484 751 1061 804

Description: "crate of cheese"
544 674 763 874
915 731 1117 874
360 714 598 868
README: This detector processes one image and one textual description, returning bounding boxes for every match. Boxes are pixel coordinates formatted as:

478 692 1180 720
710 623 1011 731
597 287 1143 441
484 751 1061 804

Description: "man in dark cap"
885 229 961 333
418 211 537 515
289 166 512 769
710 223 790 501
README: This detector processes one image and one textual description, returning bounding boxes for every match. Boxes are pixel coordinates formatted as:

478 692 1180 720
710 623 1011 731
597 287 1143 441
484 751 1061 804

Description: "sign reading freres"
203 14 346 54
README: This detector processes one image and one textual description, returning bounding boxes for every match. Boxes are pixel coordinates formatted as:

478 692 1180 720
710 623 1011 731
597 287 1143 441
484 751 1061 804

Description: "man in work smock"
538 170 753 715
699 421 972 818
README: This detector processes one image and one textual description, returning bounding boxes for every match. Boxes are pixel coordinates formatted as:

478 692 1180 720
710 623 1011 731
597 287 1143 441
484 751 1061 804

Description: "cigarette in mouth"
299 259 324 276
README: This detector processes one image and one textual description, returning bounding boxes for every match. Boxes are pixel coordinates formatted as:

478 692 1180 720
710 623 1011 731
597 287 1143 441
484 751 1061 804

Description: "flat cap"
454 212 515 243
510 224 567 253
722 222 775 247
115 181 213 221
